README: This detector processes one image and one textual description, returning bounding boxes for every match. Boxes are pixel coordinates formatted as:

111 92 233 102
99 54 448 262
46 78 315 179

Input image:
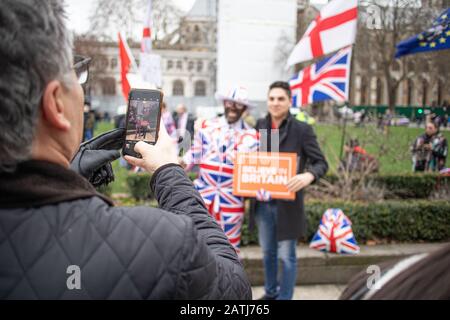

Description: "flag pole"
339 44 355 160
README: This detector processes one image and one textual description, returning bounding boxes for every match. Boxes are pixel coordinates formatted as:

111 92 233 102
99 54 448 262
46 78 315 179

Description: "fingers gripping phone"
122 89 164 158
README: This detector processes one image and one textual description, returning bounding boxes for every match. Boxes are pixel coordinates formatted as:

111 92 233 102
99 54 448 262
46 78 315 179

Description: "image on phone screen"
125 98 159 144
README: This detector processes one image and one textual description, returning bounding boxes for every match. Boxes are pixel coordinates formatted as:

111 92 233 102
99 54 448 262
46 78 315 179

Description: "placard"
233 152 297 200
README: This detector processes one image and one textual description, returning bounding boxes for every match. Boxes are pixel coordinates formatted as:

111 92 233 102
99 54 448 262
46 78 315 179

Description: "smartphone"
122 89 164 158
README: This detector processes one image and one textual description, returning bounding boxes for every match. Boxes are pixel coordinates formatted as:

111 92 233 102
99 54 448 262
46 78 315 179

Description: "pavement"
241 242 449 292
252 285 346 300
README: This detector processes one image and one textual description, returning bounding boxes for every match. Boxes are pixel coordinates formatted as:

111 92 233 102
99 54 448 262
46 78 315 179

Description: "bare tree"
86 0 182 44
356 0 445 113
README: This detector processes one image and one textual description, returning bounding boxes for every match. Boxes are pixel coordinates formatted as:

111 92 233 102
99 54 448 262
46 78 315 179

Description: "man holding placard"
250 81 328 300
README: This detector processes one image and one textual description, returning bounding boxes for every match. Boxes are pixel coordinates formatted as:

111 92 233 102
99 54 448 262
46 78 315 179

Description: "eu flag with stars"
395 8 450 58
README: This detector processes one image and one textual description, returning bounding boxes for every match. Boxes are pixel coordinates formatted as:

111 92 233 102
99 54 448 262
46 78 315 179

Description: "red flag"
118 32 132 100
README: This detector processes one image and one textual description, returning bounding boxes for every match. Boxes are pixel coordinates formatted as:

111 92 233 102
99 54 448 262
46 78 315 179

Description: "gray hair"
0 0 73 172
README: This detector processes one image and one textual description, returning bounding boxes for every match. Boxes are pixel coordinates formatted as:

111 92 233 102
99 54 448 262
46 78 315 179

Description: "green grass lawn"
94 120 450 195
314 123 450 174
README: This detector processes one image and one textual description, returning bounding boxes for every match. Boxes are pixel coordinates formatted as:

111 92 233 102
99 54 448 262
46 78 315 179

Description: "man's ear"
41 80 71 131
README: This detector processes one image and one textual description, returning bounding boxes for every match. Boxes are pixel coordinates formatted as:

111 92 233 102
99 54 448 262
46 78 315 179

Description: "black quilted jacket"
0 161 252 300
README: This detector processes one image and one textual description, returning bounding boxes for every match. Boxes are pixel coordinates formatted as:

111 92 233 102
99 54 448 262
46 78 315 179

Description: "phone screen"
123 89 162 158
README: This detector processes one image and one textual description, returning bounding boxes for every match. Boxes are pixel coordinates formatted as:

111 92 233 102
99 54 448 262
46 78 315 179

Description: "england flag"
287 0 357 66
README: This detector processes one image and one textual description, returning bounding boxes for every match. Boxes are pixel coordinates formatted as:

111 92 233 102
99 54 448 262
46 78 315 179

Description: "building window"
194 80 206 96
407 79 413 106
176 60 183 70
193 25 201 43
188 61 194 71
421 79 428 107
110 58 117 69
167 60 173 70
376 78 383 105
99 56 108 69
101 77 116 96
173 80 184 96
360 77 368 105
437 79 443 105
197 60 203 72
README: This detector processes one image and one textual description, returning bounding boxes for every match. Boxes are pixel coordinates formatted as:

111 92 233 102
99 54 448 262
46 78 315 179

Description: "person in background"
242 109 257 128
411 121 448 172
173 103 195 143
83 100 95 142
340 139 378 173
161 102 177 141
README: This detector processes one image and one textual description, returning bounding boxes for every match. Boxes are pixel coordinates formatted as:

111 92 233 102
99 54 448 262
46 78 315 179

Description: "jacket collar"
265 112 293 144
0 160 114 208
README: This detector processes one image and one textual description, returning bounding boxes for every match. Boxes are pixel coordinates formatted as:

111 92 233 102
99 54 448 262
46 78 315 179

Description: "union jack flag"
184 117 259 252
289 46 352 107
309 208 360 254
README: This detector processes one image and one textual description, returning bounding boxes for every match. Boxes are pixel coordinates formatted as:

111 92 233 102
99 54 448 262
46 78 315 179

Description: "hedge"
240 200 450 246
125 171 199 200
322 173 449 199
125 171 448 200
304 200 450 243
126 173 152 200
123 172 450 244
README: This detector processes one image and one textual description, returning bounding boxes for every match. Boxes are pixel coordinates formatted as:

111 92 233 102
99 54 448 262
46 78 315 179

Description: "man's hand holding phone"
124 122 178 173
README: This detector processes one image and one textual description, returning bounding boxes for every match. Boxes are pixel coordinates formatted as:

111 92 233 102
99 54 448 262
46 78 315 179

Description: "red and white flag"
118 32 137 100
287 0 358 67
139 0 162 87
141 0 152 53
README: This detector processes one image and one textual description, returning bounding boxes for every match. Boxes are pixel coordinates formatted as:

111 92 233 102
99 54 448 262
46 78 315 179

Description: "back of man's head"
0 0 73 172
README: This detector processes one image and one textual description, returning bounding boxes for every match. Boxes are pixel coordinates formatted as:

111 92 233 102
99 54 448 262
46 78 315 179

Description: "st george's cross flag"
286 0 358 67
289 46 352 107
309 208 360 254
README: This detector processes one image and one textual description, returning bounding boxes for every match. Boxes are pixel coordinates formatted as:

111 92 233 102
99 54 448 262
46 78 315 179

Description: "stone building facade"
75 0 217 115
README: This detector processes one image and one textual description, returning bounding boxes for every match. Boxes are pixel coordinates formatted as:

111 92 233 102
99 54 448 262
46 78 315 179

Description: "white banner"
139 52 162 88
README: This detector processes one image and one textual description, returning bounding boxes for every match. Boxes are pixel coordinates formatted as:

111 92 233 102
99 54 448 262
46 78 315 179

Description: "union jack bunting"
256 188 272 202
183 117 259 252
309 208 360 254
289 46 352 107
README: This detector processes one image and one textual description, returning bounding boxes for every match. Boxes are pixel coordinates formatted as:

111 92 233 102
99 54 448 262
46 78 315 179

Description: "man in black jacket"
251 81 328 300
0 0 251 300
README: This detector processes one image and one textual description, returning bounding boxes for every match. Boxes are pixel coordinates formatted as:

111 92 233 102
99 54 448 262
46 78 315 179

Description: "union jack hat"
215 86 256 109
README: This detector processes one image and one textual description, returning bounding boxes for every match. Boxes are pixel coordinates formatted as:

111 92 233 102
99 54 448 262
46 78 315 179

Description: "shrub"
126 173 152 200
304 200 450 243
320 173 448 199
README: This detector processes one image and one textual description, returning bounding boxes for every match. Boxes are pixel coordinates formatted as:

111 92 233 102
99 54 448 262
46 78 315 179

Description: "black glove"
70 128 125 187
